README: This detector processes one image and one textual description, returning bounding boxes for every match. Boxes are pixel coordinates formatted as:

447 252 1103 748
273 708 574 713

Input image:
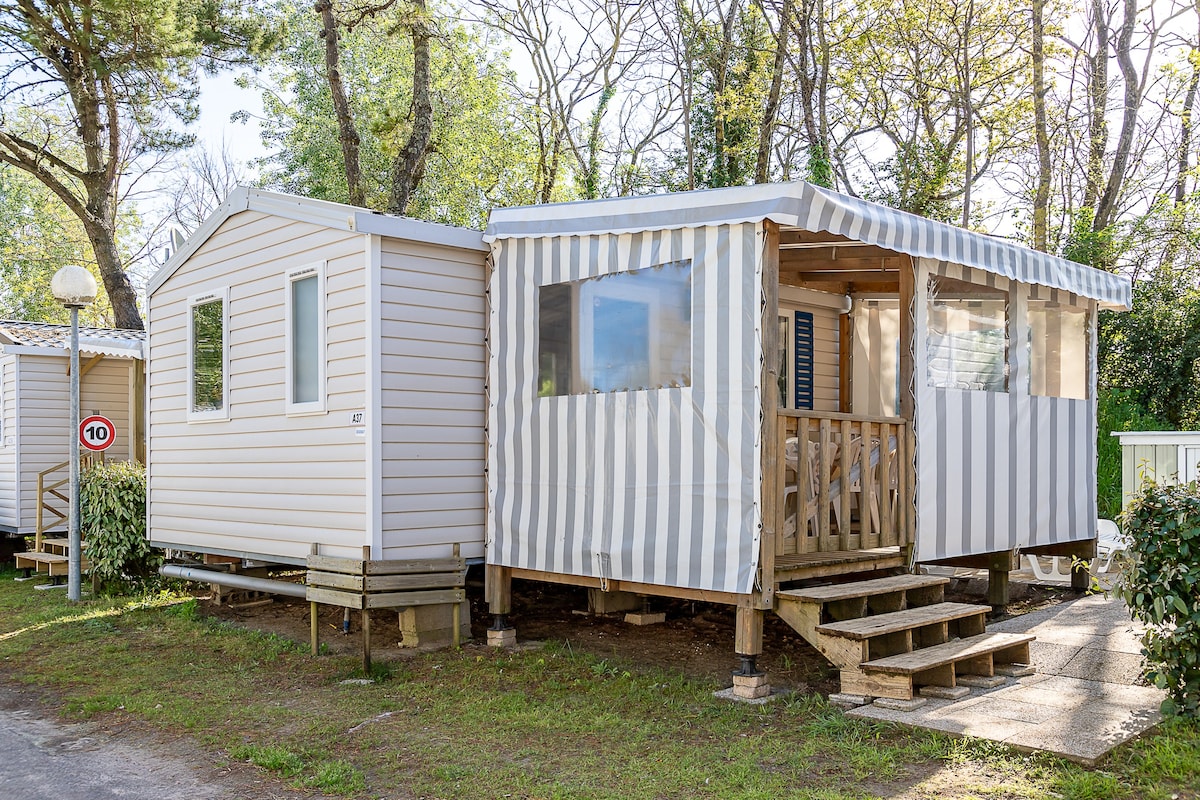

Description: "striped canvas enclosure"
914 259 1097 560
487 225 765 595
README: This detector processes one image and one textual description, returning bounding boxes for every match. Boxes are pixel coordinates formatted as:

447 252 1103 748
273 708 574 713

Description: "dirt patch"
199 569 1078 694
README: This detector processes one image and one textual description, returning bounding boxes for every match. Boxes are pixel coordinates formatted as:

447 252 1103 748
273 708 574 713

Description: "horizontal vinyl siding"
0 354 17 529
16 354 134 532
148 213 369 561
378 237 487 561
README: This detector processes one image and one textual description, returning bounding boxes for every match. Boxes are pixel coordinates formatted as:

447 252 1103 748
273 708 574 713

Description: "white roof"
147 187 488 295
485 182 1131 309
0 320 145 359
1113 431 1200 445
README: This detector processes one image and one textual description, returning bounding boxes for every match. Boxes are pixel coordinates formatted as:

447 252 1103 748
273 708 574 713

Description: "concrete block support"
397 602 470 648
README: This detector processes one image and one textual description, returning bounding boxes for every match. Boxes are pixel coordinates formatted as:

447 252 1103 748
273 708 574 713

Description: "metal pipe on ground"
159 564 307 599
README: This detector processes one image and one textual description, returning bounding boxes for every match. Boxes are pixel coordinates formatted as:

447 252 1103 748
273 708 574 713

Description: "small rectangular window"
926 276 1009 392
1028 301 1089 399
537 260 691 397
286 263 326 413
188 289 228 420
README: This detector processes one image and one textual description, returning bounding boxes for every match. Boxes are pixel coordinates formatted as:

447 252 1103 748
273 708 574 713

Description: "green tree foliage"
1118 482 1200 717
1099 268 1200 431
0 0 274 329
1096 388 1170 520
256 1 539 227
670 1 773 189
81 461 160 594
0 165 113 324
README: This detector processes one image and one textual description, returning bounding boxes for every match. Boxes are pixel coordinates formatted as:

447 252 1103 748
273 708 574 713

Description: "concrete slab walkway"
846 593 1165 765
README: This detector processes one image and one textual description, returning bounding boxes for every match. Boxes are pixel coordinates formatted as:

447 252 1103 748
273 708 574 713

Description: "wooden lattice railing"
776 410 914 555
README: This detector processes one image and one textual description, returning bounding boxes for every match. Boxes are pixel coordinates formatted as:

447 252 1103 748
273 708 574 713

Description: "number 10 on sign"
79 414 116 452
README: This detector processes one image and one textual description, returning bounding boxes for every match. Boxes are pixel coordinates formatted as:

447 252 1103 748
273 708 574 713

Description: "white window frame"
284 261 327 415
187 287 230 423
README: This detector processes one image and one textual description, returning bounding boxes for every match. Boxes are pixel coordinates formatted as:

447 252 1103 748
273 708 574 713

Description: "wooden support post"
310 602 320 657
899 258 917 566
485 564 512 615
760 221 780 606
984 551 1012 614
838 312 852 413
1070 559 1091 592
452 544 463 647
734 603 764 657
361 608 372 674
309 543 320 656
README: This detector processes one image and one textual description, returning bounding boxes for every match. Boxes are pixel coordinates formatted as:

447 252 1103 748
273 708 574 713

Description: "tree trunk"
755 0 793 184
1031 0 1052 251
960 0 975 228
387 0 433 215
1083 0 1109 211
84 212 142 330
1094 0 1141 230
1176 12 1200 204
316 0 365 207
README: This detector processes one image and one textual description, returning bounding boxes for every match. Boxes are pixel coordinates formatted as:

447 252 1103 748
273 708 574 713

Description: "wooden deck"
773 547 907 583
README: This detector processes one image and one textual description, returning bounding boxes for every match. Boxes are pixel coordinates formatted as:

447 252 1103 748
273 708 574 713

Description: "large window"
286 263 326 413
188 288 228 420
1028 301 1089 399
926 276 1009 392
538 260 691 397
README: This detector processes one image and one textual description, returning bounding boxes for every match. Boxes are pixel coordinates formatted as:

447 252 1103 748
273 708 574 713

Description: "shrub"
81 460 161 592
1118 481 1200 717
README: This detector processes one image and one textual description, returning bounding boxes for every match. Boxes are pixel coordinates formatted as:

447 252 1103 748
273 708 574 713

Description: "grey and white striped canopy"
485 182 1132 309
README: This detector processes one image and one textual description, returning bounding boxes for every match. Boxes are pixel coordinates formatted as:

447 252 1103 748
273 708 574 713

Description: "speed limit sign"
79 414 116 452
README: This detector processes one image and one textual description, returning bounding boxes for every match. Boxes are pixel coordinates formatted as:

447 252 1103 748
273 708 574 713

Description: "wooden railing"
35 461 69 551
775 410 914 555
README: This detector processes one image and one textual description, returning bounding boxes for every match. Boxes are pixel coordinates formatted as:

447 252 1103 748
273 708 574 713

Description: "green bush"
1096 388 1170 520
1118 482 1200 717
81 460 161 592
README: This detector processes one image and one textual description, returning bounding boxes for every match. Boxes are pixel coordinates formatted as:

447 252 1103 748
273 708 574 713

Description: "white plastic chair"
1024 519 1125 582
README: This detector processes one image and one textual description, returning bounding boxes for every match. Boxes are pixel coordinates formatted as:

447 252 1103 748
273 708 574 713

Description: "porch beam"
780 262 907 276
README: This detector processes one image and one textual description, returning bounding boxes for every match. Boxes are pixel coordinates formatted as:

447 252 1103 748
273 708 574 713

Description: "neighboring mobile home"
0 320 144 537
1114 430 1200 506
482 182 1131 699
145 188 488 569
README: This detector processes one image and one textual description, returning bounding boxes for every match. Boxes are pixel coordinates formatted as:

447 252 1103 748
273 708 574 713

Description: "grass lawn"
0 570 1196 800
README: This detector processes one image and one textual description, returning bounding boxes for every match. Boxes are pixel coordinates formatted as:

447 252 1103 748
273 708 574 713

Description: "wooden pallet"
305 550 468 671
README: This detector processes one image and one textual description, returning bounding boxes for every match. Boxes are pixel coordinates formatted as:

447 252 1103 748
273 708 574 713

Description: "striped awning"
485 182 1132 309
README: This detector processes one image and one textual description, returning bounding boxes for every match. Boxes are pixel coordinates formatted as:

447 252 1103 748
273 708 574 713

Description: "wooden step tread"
861 632 1035 675
778 574 948 603
816 602 989 640
15 552 67 563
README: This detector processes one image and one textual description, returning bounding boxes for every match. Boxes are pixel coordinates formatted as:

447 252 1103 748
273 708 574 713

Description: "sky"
195 70 269 172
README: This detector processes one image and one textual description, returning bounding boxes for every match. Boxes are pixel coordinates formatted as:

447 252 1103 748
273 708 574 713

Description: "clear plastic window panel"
291 275 320 403
1028 301 1089 399
537 260 692 397
191 299 224 412
926 276 1009 392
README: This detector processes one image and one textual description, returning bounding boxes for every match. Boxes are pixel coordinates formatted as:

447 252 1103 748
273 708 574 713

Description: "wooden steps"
774 572 1035 700
817 602 988 640
14 551 89 578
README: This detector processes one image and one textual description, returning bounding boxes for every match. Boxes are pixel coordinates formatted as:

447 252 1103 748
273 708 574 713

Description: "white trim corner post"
51 264 98 601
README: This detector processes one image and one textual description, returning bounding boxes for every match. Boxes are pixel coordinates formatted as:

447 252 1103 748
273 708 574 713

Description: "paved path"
847 593 1165 765
0 686 301 800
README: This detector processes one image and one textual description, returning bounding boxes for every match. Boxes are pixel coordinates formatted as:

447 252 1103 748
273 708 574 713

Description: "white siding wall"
378 238 487 560
16 354 134 532
780 286 842 412
148 211 369 562
0 353 17 530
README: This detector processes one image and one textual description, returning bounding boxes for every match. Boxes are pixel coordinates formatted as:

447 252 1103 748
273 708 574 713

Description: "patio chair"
1024 518 1125 582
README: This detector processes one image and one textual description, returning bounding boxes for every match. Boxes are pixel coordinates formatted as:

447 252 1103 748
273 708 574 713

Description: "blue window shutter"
794 311 814 410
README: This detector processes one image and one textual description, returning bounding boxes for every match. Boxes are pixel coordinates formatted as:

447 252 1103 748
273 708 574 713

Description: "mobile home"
145 189 488 571
482 182 1131 698
0 320 143 538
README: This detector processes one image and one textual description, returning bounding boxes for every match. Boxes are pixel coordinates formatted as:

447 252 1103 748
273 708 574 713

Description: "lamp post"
51 265 98 602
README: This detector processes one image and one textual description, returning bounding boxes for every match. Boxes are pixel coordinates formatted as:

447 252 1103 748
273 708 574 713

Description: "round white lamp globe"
51 265 98 307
